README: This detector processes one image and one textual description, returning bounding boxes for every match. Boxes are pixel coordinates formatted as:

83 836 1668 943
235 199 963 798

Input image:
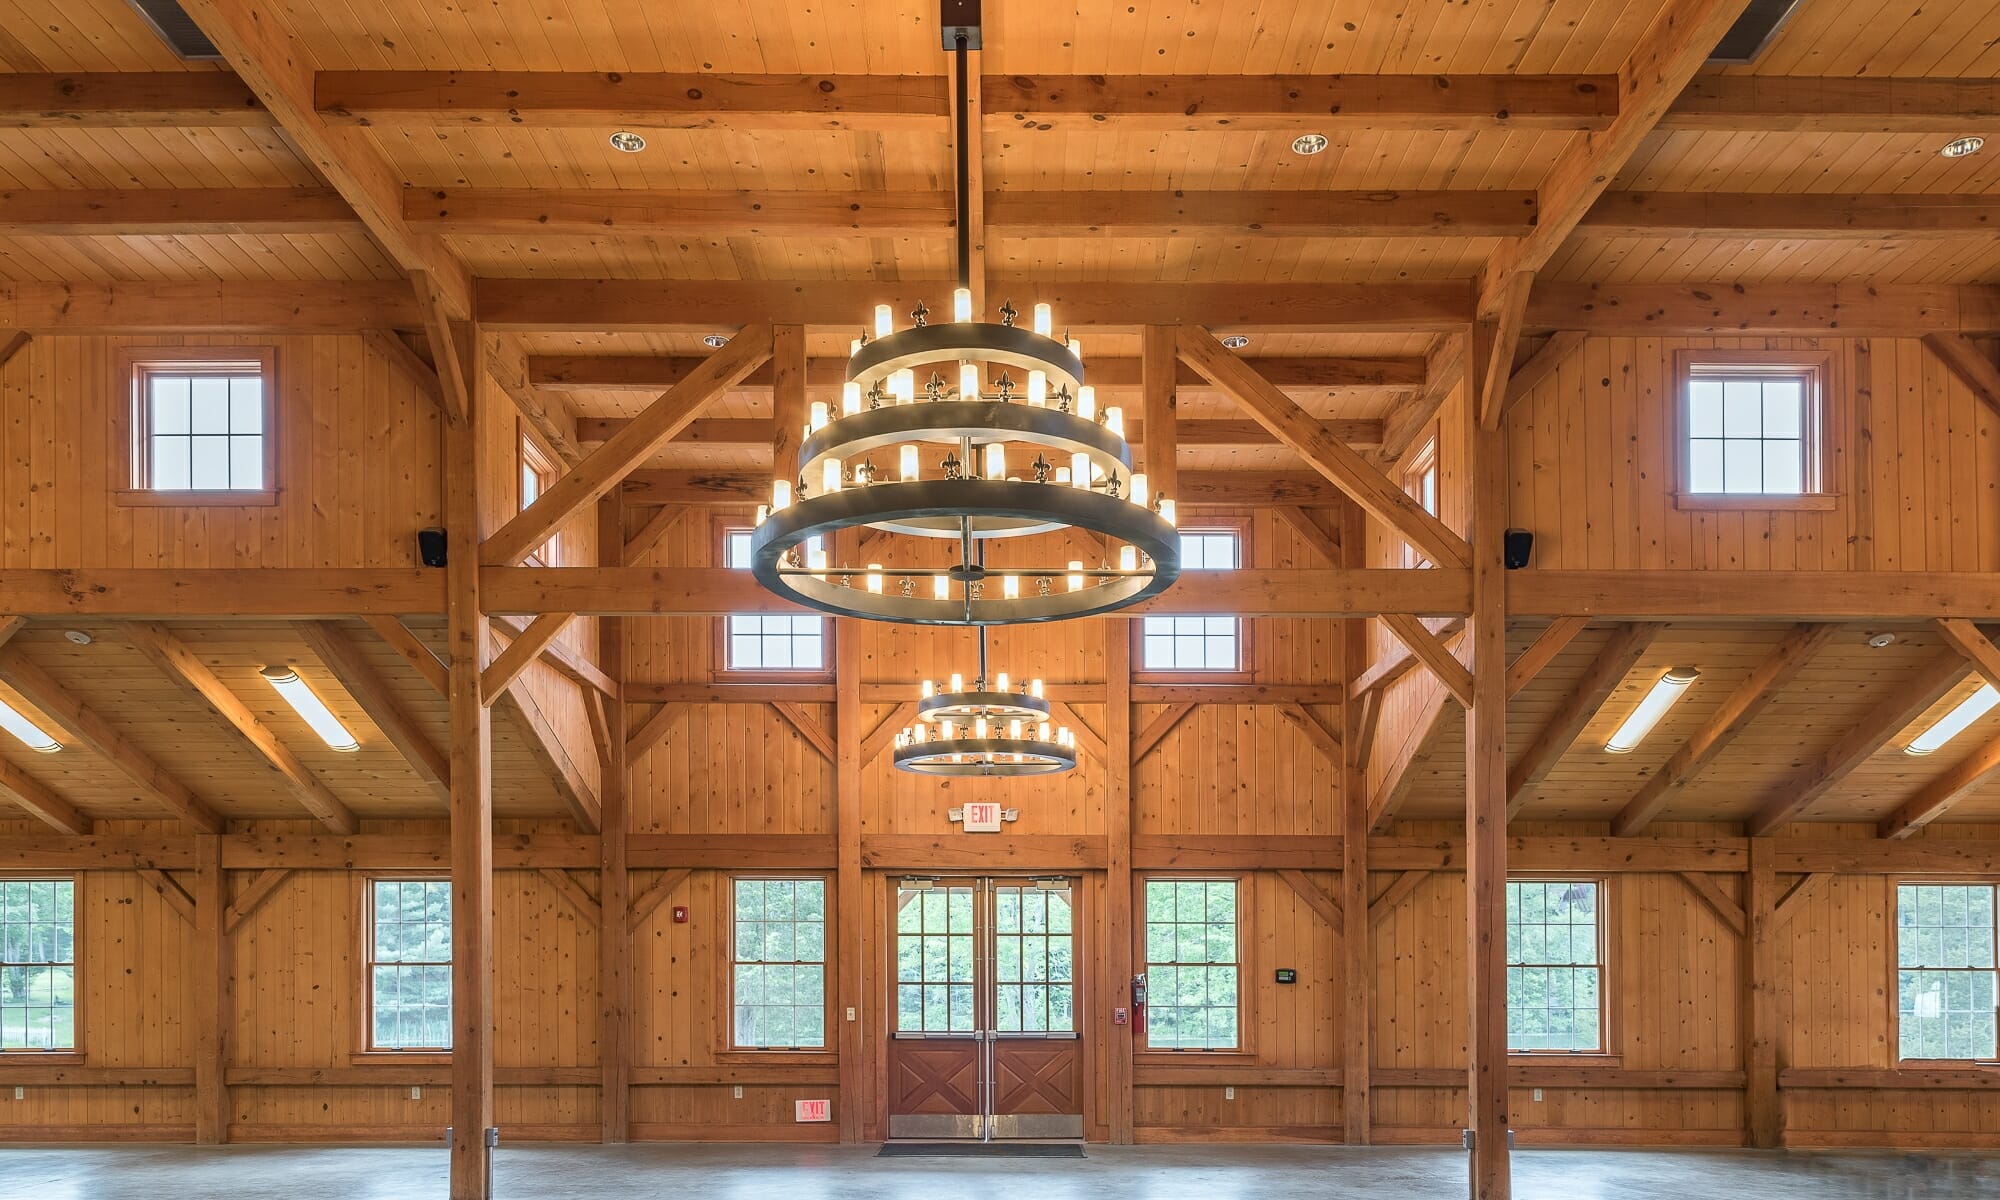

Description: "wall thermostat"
1275 969 1297 984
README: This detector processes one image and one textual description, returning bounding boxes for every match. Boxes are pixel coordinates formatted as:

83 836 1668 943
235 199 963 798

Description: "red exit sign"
962 802 1003 832
795 1098 831 1123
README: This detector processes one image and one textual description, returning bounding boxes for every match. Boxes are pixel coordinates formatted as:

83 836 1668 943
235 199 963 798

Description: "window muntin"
134 366 267 491
1686 371 1808 495
1505 879 1604 1053
1897 883 1998 1061
895 883 976 1033
1 878 75 1051
993 883 1075 1033
1142 879 1240 1051
731 878 828 1049
1140 531 1240 672
366 879 452 1051
723 529 824 671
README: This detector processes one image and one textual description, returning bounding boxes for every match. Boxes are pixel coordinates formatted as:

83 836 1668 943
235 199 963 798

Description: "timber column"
447 324 495 1198
597 492 631 1142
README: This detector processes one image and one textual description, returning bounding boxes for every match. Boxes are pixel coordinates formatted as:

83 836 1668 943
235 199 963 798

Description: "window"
1140 530 1241 672
366 879 452 1052
723 529 825 671
1 878 74 1051
731 877 828 1050
1142 879 1240 1051
995 882 1075 1034
1674 350 1833 508
1506 879 1604 1052
1401 434 1439 567
519 432 560 565
1896 883 1997 1061
117 348 276 504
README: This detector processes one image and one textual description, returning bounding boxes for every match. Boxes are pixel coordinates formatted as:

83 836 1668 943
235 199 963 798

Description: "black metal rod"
952 33 971 293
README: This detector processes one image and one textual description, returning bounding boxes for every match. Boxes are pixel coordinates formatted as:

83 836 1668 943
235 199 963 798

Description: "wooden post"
835 622 866 1141
596 492 630 1143
1747 838 1781 1147
1339 500 1372 1144
1104 622 1135 1144
771 324 805 495
1141 325 1178 511
1464 325 1511 1198
193 832 230 1144
447 328 495 1200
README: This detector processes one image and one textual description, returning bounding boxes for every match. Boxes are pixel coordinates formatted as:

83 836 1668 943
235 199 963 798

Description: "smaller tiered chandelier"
891 632 1076 777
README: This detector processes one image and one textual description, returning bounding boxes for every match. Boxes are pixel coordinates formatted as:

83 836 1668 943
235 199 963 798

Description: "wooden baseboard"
0 1124 195 1141
1372 1125 1747 1147
1785 1130 2000 1150
1134 1125 1342 1144
627 1122 839 1142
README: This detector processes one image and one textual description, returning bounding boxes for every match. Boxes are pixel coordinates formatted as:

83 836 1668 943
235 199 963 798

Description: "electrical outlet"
733 1085 743 1100
846 1007 857 1021
1224 1086 1234 1100
411 1086 422 1100
1532 1088 1543 1103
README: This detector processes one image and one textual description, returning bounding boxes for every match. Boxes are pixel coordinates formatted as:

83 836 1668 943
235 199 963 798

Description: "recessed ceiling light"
1941 136 1984 158
702 334 731 349
63 630 92 645
1220 335 1250 350
609 131 647 153
1866 632 1896 649
1605 667 1699 753
1290 133 1329 156
1906 684 2000 755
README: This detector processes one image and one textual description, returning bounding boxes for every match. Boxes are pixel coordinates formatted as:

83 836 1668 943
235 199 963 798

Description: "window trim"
1134 873 1251 1057
518 424 562 567
1503 874 1616 1058
0 873 81 1060
1400 428 1440 568
718 872 836 1062
112 346 279 508
356 875 453 1059
1889 878 2000 1066
1134 519 1252 682
714 518 833 681
1670 348 1838 512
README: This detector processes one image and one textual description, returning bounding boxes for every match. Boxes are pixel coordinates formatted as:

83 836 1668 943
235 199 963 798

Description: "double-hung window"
1896 883 1997 1061
1141 878 1240 1051
1 878 75 1052
366 879 452 1052
730 877 828 1050
1506 879 1605 1053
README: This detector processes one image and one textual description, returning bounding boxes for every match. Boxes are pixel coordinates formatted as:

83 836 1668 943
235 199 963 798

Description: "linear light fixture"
0 698 60 753
1604 667 1700 753
260 666 360 752
1905 684 2000 756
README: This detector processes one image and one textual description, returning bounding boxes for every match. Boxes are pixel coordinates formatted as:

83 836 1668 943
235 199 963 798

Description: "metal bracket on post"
486 1127 500 1148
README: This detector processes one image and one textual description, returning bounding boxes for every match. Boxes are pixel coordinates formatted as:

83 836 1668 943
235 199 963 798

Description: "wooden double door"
885 877 1084 1140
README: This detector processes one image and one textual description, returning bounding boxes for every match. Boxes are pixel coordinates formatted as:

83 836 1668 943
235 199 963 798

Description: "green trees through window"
732 878 827 1049
368 880 451 1051
1 878 74 1051
1142 879 1239 1050
1897 883 1998 1061
1506 880 1603 1052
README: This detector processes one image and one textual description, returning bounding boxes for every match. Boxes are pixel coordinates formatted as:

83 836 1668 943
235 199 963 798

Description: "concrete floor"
1 1142 1997 1200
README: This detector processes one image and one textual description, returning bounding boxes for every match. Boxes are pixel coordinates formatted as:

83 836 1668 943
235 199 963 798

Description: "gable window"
366 879 452 1052
116 348 277 506
519 431 561 565
1 878 75 1052
1141 878 1240 1051
1140 529 1242 673
1506 879 1604 1053
1674 350 1833 510
1896 883 1996 1061
730 877 828 1050
1401 434 1438 567
723 529 825 672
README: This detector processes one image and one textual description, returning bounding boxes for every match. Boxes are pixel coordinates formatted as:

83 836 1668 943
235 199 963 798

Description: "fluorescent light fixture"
0 698 60 753
1906 684 2000 756
260 666 359 752
1604 667 1699 753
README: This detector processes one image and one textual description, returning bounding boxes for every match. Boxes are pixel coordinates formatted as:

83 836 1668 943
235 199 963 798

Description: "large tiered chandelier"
746 25 1180 625
891 631 1076 777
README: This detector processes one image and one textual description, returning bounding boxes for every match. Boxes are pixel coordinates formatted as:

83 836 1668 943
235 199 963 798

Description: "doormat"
877 1142 1085 1159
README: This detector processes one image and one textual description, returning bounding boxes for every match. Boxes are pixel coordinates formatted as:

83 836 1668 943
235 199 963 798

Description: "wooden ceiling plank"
293 620 450 804
0 754 89 834
1506 622 1662 819
1507 617 1591 698
1584 193 2000 240
1179 325 1470 569
533 355 1427 395
407 188 954 238
480 612 575 706
482 326 774 567
987 190 1538 239
1920 335 2000 418
0 645 223 833
1747 649 1973 835
0 188 356 236
179 0 473 317
1878 732 2000 840
127 622 358 835
1379 614 1474 707
1611 623 1838 837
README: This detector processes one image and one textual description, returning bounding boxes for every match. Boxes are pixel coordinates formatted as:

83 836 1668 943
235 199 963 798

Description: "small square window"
117 348 277 506
1140 530 1241 673
1675 351 1832 509
722 528 826 673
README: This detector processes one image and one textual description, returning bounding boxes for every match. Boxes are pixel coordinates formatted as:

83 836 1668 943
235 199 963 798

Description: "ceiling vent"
126 0 224 61
1707 0 1803 63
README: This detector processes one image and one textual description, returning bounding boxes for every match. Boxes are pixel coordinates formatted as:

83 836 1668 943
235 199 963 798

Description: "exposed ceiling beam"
0 72 270 126
1582 193 2000 240
1746 649 1972 835
0 281 418 333
0 188 357 236
1878 732 2000 839
1660 75 2000 133
532 353 1426 394
1610 624 1837 837
406 188 955 238
485 335 583 466
1524 283 2000 336
180 0 474 317
1506 623 1662 819
581 415 1385 451
126 622 359 835
0 754 89 834
293 620 450 804
620 467 1374 509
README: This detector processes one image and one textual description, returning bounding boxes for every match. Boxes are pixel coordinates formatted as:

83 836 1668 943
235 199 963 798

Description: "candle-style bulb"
1030 678 1044 698
841 381 862 416
1067 560 1083 592
922 680 935 699
772 479 792 510
950 673 964 693
1159 498 1176 527
996 671 1010 692
933 574 950 601
959 362 979 400
1038 721 1051 741
1077 385 1096 421
1068 338 1083 363
900 444 920 481
1130 472 1149 509
809 401 830 432
1027 370 1047 406
822 459 843 495
953 287 973 322
975 716 989 739
874 304 893 338
985 443 1006 480
1070 452 1090 488
1033 302 1052 336
1105 406 1125 437
866 563 884 594
1002 575 1020 600
1119 545 1138 572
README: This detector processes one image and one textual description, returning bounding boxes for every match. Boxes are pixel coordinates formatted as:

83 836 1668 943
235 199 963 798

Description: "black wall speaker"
418 528 448 568
1503 529 1534 570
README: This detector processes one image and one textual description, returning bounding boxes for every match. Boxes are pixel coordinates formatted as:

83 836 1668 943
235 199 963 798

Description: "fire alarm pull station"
672 905 689 924
1113 1008 1128 1026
